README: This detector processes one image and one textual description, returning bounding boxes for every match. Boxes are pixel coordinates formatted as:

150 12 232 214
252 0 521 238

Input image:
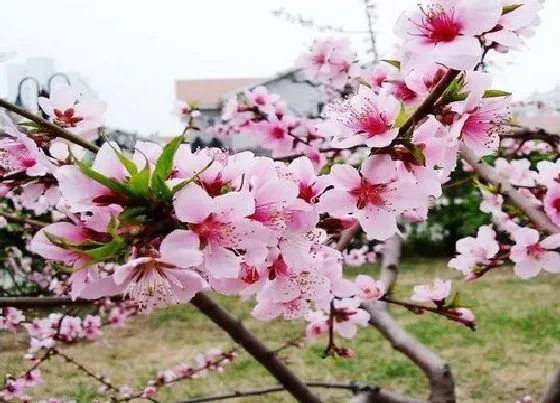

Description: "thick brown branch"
360 235 456 403
459 144 560 235
336 222 360 251
0 98 100 153
190 293 322 403
542 365 560 403
176 382 422 403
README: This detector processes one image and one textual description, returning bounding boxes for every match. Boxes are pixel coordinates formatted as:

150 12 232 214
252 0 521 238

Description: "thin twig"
51 348 119 393
0 296 120 308
0 211 49 228
190 293 322 403
175 382 373 403
397 69 460 137
0 98 100 153
459 144 560 235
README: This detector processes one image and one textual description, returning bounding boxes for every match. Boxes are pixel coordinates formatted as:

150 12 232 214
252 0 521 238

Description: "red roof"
175 78 264 109
517 115 560 133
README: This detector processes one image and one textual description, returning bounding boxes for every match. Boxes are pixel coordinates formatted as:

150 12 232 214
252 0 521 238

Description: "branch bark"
459 144 560 236
0 211 49 228
398 69 460 137
190 293 322 403
359 235 455 403
176 382 423 403
0 98 100 153
542 365 560 403
0 296 93 308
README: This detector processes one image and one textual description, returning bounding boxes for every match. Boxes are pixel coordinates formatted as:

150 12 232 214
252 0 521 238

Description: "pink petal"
318 189 357 216
514 259 541 279
213 191 255 222
356 206 398 241
173 184 212 223
360 155 396 185
328 164 361 190
203 246 241 278
160 230 203 268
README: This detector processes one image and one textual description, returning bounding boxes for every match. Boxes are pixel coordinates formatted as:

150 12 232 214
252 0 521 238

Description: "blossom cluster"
296 37 358 91
341 244 382 267
210 85 330 167
1 370 42 402
129 349 236 400
450 158 560 279
0 0 549 360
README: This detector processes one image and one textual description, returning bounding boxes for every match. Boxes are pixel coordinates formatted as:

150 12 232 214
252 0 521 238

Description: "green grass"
1 258 559 402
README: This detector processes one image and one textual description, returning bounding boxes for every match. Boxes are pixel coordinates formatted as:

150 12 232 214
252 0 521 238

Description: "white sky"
1 0 558 136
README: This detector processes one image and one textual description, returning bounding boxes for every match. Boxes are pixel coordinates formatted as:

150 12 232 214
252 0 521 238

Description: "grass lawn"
1 258 560 402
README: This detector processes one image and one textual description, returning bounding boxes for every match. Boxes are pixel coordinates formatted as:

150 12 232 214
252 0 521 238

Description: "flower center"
312 53 326 65
191 215 222 245
53 108 84 128
240 264 260 284
394 81 417 103
350 179 386 209
553 197 560 213
254 96 267 107
271 126 286 139
298 183 316 203
527 244 545 260
418 7 463 44
269 256 290 280
358 113 389 137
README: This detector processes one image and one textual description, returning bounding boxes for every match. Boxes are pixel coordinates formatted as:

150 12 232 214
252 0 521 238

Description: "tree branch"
190 293 322 403
398 69 460 137
542 365 560 403
0 211 49 228
336 222 360 251
359 235 456 403
0 98 100 153
175 382 423 403
0 296 110 308
459 144 560 236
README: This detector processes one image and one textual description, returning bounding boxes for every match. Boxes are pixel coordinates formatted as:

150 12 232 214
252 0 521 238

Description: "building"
6 57 97 113
510 85 560 133
175 70 326 151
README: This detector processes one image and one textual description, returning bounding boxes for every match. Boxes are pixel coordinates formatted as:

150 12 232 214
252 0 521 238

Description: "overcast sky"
1 0 558 136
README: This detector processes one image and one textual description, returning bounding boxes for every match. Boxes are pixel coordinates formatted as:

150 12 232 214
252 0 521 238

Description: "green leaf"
446 292 462 309
483 89 512 98
44 231 102 250
18 121 43 130
441 77 466 103
187 99 200 109
171 159 214 194
355 77 372 88
381 59 400 70
450 91 469 102
394 102 408 128
106 216 119 239
502 4 522 14
119 206 147 223
51 263 75 275
73 156 134 199
405 143 426 166
84 238 127 264
152 135 184 201
127 165 151 198
101 138 138 176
